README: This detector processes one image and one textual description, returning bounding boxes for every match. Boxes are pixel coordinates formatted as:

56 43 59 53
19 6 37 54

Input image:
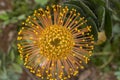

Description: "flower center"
39 25 74 59
50 38 60 47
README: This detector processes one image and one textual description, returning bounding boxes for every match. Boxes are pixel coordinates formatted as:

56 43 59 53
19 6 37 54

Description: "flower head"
17 5 94 79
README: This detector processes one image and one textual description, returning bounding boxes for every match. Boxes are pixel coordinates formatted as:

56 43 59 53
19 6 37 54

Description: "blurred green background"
0 0 120 80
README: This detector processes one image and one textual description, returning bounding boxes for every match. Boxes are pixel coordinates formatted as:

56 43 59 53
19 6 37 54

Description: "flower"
17 5 94 80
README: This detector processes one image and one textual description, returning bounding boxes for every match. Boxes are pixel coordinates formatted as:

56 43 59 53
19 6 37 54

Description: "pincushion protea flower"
17 5 94 80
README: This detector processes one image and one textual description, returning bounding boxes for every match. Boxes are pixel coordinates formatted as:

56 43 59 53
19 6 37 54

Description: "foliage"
35 0 48 6
0 44 23 80
115 71 120 80
63 0 113 41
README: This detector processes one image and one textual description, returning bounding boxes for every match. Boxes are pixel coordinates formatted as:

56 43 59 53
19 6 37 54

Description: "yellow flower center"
39 25 74 59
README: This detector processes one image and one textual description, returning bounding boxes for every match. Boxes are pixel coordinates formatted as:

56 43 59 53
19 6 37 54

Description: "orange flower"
17 5 94 80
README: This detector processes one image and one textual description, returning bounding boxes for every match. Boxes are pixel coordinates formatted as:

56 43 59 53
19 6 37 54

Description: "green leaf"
115 71 120 80
12 63 22 73
104 8 112 39
96 6 105 30
113 14 120 22
0 68 8 80
35 0 48 6
63 4 85 16
0 12 9 21
64 0 97 19
18 14 26 20
88 0 105 6
9 50 15 62
79 0 97 19
10 17 18 23
113 24 120 33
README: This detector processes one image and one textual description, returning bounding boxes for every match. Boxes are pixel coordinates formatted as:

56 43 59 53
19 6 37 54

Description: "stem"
93 52 111 56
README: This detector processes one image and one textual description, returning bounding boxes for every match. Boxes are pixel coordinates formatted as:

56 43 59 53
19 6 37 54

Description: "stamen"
17 5 94 79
